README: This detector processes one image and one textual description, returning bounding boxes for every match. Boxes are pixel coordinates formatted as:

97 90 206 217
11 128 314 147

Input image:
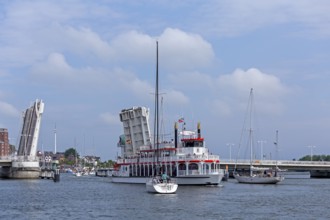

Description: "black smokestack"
197 122 201 138
174 122 178 148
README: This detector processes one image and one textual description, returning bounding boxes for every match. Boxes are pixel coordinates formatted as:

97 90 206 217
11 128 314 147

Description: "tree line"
59 148 115 168
299 155 330 161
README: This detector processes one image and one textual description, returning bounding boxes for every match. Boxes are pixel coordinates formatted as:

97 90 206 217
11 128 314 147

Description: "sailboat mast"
275 130 279 169
249 88 253 177
153 41 160 170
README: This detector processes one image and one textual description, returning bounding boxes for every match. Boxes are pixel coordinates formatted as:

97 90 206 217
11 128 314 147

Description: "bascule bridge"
0 100 44 179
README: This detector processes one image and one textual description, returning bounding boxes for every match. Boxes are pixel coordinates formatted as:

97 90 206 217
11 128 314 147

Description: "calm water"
1 174 330 219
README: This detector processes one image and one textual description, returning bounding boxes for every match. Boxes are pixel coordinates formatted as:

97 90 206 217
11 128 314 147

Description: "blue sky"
1 0 330 161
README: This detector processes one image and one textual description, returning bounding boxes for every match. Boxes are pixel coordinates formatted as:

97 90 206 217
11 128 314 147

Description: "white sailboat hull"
74 172 82 177
233 173 284 184
146 178 178 194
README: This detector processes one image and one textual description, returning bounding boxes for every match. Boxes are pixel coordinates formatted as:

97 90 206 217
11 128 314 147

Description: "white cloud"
29 27 214 102
216 68 289 115
0 101 20 117
31 53 74 80
159 28 214 70
218 68 288 96
163 89 189 106
111 30 155 63
111 28 215 70
61 26 114 61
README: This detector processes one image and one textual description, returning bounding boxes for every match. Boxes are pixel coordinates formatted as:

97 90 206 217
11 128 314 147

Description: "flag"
178 117 184 123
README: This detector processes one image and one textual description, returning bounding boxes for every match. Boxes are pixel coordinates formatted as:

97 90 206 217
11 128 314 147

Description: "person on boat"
162 173 169 183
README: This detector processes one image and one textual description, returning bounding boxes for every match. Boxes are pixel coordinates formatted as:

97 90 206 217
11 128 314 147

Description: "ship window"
178 163 186 170
189 163 198 170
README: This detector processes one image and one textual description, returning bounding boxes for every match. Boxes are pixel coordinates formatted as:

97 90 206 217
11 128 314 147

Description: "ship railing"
177 169 220 176
116 154 220 164
139 157 156 163
171 154 220 161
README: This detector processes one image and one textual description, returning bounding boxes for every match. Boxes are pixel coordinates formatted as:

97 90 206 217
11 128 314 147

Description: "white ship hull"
111 173 223 185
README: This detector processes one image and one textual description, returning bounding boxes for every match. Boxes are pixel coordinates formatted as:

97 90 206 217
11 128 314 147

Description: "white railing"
220 159 330 167
177 169 220 176
13 155 39 162
0 155 13 161
117 154 220 164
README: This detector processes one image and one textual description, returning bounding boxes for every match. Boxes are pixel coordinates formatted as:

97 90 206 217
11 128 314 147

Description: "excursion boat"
111 107 224 185
112 42 223 186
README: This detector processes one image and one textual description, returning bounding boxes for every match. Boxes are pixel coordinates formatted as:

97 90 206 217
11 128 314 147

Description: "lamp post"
258 140 266 160
307 145 316 161
226 143 234 161
54 124 57 154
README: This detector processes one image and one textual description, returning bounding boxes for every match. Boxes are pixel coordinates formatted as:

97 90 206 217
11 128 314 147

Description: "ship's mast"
249 88 253 177
155 41 160 166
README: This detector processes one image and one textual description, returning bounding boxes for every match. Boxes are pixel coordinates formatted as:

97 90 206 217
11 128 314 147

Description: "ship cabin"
181 137 204 148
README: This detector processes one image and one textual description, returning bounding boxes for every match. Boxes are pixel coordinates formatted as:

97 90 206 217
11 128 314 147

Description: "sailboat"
233 88 284 184
73 140 82 177
146 41 178 194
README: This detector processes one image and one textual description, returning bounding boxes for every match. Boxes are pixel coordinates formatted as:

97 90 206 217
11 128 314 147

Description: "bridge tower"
1 100 44 179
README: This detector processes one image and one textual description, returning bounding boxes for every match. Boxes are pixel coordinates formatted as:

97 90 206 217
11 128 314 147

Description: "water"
1 174 330 219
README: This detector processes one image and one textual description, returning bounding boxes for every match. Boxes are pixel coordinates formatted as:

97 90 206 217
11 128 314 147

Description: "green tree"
299 154 330 161
98 160 115 168
64 148 79 158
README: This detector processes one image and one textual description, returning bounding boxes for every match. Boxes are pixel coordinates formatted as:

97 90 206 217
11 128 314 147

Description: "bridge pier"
0 159 40 179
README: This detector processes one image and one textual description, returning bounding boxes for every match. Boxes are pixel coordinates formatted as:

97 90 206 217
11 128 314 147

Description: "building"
0 128 10 156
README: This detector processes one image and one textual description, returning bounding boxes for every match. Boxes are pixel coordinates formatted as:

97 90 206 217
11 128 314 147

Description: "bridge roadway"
0 156 13 166
220 159 330 172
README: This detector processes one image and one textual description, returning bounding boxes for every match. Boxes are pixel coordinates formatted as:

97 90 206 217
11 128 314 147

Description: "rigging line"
234 88 254 171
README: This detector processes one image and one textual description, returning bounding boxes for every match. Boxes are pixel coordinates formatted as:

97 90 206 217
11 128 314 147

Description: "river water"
1 174 329 219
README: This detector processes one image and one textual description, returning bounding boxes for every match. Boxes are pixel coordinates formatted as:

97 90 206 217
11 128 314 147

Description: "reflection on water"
1 174 330 219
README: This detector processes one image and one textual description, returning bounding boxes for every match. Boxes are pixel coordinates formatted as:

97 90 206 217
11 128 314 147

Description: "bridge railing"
220 159 330 167
0 155 13 161
12 155 40 162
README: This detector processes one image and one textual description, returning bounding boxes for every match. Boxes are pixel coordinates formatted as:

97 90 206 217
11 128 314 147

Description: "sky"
1 0 330 161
